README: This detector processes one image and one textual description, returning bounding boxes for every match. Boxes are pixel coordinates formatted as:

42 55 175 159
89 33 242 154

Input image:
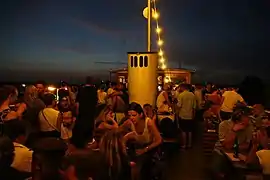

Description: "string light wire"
152 0 167 69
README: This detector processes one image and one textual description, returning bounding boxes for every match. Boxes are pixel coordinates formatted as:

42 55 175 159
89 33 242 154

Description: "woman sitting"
95 105 118 130
100 130 131 180
63 130 131 180
121 102 162 180
88 105 118 149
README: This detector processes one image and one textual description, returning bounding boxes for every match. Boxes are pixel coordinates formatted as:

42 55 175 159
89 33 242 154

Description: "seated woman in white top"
38 93 62 138
246 128 270 179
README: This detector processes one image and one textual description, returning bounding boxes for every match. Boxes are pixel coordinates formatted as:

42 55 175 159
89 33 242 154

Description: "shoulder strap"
41 110 59 132
144 118 150 130
0 109 11 121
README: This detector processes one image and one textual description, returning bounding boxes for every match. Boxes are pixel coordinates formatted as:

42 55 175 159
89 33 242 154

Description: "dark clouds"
0 0 269 82
163 0 270 78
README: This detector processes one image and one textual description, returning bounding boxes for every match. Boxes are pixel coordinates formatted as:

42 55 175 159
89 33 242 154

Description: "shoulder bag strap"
41 110 60 132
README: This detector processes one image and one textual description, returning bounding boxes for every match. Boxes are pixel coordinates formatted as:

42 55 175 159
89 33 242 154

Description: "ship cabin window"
144 56 148 67
130 56 134 67
139 56 144 67
134 56 138 67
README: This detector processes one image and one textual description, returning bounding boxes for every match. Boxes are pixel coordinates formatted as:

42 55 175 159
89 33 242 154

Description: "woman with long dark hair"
121 102 162 180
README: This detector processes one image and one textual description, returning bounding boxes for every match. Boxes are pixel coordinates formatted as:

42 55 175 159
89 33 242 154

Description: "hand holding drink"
232 122 246 132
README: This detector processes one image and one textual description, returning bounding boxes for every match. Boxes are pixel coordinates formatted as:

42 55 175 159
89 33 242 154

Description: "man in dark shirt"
202 83 213 98
70 76 98 148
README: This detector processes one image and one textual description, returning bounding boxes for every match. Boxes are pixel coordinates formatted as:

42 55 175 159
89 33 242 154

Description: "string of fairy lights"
152 0 166 70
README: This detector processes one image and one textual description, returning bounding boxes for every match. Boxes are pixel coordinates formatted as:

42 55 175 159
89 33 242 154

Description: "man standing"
177 84 197 148
35 81 46 99
70 77 98 149
220 87 246 121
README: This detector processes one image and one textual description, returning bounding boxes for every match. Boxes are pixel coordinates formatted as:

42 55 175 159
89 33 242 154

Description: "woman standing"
16 85 45 147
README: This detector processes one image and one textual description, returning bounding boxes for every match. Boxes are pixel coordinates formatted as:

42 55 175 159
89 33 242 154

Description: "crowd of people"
155 82 270 179
0 78 269 180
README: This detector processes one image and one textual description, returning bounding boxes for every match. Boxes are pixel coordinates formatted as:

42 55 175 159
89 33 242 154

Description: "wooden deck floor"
164 122 210 180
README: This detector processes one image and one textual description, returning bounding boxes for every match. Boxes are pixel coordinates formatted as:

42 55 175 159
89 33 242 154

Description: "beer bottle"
233 136 239 158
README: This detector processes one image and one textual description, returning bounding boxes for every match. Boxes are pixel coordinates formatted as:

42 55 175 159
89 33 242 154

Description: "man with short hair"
35 81 46 99
252 104 268 127
220 87 246 121
218 108 253 150
0 136 27 180
177 84 197 148
4 120 33 173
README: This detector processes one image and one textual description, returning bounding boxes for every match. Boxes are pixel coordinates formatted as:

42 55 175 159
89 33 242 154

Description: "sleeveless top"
156 91 169 112
130 118 151 145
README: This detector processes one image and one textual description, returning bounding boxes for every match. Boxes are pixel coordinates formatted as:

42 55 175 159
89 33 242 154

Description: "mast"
147 0 151 52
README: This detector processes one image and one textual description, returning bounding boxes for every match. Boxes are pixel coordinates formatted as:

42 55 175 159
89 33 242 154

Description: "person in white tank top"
122 102 162 155
121 102 162 180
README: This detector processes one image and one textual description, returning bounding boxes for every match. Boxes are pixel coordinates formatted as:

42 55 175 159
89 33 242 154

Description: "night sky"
0 0 269 83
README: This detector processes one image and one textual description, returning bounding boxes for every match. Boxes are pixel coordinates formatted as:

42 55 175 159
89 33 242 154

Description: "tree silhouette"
239 76 264 106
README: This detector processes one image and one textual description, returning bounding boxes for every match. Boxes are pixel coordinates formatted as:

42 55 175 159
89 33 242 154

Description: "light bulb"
157 39 163 46
161 64 166 69
159 57 165 63
156 27 161 34
158 50 163 56
153 11 159 19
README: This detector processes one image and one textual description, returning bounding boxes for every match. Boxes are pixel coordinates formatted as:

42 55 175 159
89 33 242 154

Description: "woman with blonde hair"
17 85 45 118
17 85 45 147
95 104 118 130
63 130 131 180
99 130 131 180
88 105 118 149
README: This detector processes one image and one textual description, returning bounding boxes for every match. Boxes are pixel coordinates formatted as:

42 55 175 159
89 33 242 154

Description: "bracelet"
145 146 149 152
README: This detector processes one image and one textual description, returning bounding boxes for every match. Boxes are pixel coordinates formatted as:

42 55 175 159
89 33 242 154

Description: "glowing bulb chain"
152 0 166 69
